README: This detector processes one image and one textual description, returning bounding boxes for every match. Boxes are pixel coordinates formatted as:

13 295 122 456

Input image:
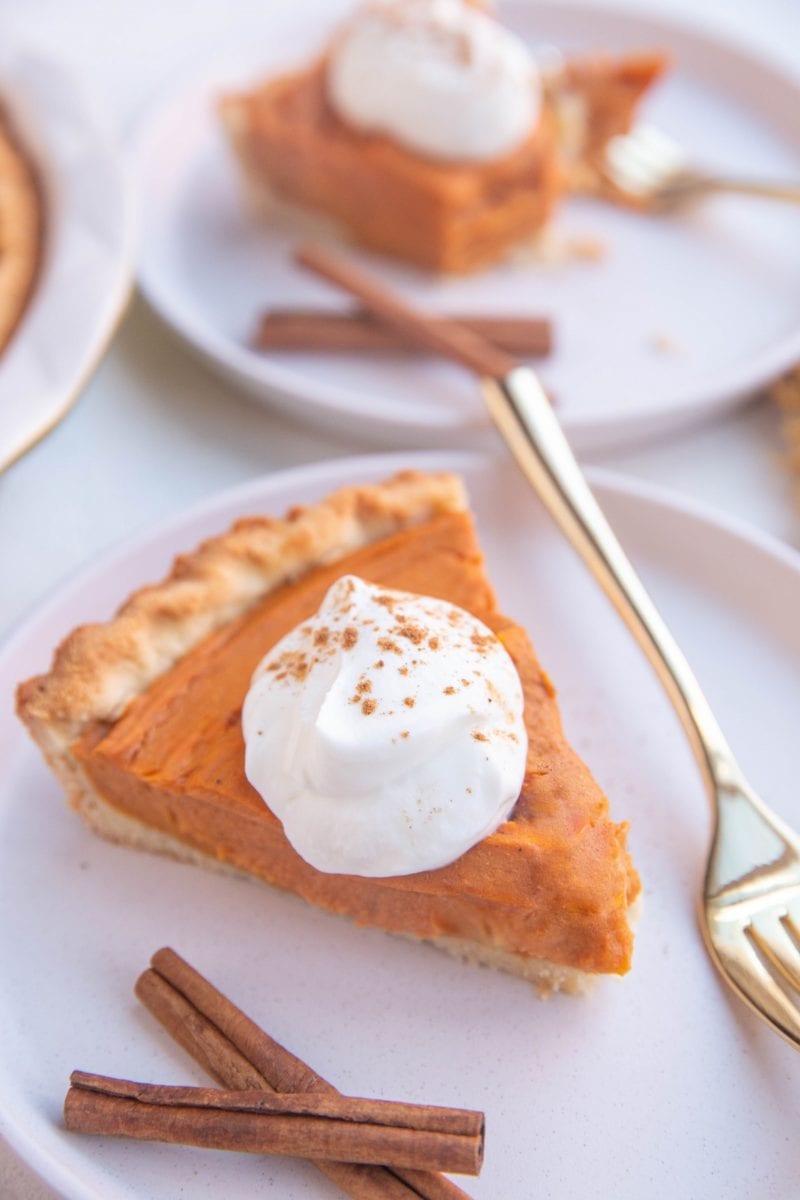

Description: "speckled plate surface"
1 452 799 1198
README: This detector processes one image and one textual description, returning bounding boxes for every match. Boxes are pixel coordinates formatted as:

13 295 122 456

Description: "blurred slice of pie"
220 0 666 274
0 106 42 354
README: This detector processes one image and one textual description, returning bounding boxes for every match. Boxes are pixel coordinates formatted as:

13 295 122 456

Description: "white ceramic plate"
0 44 135 473
1 452 799 1199
133 0 800 451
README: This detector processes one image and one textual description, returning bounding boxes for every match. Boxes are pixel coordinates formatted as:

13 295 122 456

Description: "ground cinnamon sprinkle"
342 627 358 649
398 665 409 676
394 619 426 645
351 678 373 704
267 649 310 681
472 731 489 742
377 637 401 655
443 686 457 696
313 627 330 647
400 731 409 739
403 697 415 708
361 698 377 716
428 636 440 650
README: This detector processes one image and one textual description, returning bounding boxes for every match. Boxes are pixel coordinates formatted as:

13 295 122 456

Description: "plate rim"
1 450 800 1199
130 0 800 449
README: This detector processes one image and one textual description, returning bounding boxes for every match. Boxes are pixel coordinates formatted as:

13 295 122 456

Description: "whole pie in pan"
17 472 639 994
0 106 42 355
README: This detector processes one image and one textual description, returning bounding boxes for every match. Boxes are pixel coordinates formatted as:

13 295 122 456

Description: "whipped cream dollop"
242 575 527 877
327 0 541 163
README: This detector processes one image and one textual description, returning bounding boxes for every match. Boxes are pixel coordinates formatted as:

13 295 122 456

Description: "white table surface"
2 0 799 1195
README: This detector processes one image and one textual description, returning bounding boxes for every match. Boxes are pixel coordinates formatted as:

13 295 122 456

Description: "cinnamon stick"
136 949 473 1200
295 243 518 379
254 309 553 358
64 1072 483 1175
70 1072 483 1136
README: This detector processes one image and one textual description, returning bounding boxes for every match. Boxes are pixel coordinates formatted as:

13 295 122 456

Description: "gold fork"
483 370 800 1048
296 242 800 1049
603 124 800 212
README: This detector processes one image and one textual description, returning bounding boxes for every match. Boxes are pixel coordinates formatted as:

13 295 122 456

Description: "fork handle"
483 368 744 802
697 178 800 204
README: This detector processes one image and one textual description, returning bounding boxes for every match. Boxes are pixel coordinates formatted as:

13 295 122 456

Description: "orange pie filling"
72 510 639 976
220 51 666 273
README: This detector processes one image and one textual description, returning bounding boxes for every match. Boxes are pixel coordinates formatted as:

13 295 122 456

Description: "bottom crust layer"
71 778 602 997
